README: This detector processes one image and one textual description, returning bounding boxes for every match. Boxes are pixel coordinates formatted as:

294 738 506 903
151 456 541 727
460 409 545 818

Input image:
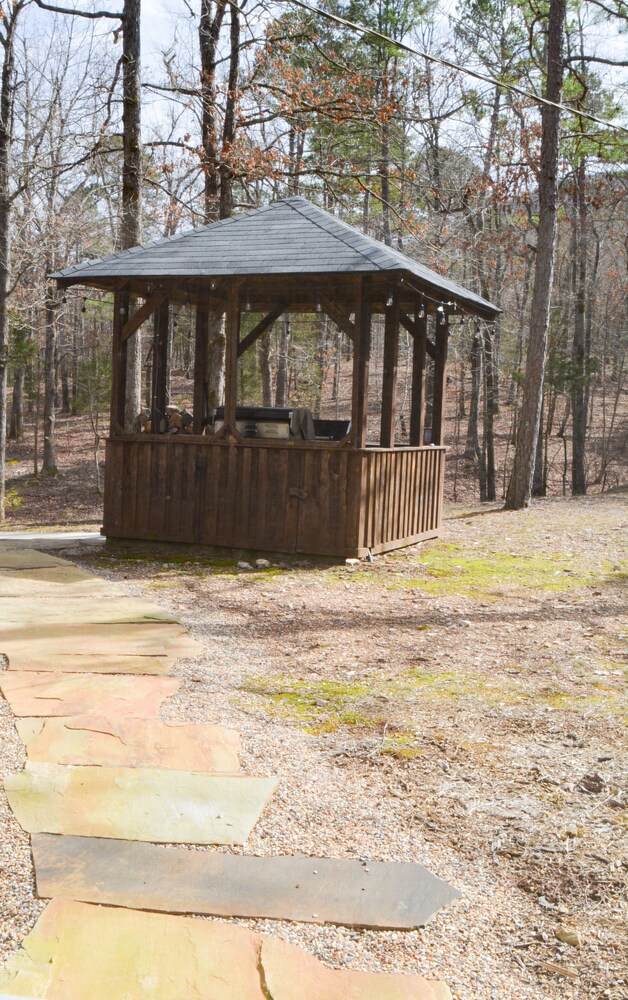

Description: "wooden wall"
103 438 445 557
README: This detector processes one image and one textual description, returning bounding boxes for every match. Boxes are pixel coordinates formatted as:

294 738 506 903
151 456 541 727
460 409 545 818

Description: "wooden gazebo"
53 197 499 557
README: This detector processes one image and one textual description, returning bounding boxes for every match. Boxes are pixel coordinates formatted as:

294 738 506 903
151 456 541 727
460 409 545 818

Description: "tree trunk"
275 314 290 407
0 8 21 521
42 284 58 475
571 157 587 495
9 366 24 439
482 324 497 501
258 333 272 406
465 331 481 458
505 0 566 510
199 0 226 222
122 0 143 429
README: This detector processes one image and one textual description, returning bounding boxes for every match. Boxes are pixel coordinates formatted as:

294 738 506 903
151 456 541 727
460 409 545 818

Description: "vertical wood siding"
103 439 445 556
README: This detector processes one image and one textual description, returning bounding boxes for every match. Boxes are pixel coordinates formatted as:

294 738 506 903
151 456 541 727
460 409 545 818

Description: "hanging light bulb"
386 288 394 308
244 290 252 312
418 300 425 319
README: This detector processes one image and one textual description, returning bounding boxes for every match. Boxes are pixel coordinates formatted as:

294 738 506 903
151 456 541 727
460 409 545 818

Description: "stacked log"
134 406 193 435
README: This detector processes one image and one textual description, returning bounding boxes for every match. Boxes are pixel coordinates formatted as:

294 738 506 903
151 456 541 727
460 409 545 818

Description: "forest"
0 0 626 520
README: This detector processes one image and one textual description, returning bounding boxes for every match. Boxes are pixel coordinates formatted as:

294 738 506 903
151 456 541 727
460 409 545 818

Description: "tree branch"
32 0 122 20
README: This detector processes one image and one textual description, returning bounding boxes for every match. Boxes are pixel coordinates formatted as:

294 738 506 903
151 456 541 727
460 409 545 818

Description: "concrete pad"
19 717 241 771
0 899 266 999
0 597 178 625
0 672 181 718
261 937 453 999
6 763 277 844
31 836 459 929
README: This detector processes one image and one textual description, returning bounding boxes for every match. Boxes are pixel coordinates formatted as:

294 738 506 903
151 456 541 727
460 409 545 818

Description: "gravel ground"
1 492 626 999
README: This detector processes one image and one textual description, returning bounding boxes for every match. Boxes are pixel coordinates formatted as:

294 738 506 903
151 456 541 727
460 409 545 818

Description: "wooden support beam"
223 282 240 431
121 293 167 343
431 311 449 446
409 304 427 446
400 311 436 360
351 276 371 449
110 287 129 436
380 289 400 447
193 290 210 435
319 295 356 342
237 303 285 357
151 297 170 433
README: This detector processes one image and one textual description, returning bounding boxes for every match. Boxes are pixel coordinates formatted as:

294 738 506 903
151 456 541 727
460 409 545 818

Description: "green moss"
322 542 618 596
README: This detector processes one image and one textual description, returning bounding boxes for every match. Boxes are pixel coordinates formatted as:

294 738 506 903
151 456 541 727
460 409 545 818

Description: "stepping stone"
0 900 452 999
18 717 241 771
261 936 452 999
0 596 178 625
0 549 68 569
0 565 125 595
1 622 200 667
0 900 266 1000
31 836 460 929
4 653 174 675
6 763 277 844
0 672 181 717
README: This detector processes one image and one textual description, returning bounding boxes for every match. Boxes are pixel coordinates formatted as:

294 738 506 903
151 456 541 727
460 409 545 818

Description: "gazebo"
53 196 499 557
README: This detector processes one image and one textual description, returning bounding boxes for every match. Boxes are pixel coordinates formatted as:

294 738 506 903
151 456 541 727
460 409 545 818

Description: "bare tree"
505 0 566 510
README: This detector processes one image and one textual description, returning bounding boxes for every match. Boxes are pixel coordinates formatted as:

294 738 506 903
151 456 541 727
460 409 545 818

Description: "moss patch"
325 542 621 597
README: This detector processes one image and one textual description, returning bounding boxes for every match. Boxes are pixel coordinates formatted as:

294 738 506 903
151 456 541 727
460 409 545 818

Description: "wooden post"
110 285 128 435
193 288 209 434
351 276 371 449
409 301 427 446
151 295 169 433
431 309 449 446
380 284 400 447
223 281 240 431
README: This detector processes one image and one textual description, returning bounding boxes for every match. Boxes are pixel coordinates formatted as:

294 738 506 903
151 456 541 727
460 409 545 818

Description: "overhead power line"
282 0 628 135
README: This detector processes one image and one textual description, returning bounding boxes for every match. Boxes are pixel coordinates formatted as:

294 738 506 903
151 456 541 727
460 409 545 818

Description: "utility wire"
282 0 628 135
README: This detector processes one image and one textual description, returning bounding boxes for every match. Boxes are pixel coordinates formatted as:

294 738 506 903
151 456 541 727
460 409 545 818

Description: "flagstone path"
0 542 453 998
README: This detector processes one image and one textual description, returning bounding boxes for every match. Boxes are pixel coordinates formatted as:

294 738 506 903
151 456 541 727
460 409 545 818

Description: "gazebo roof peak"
53 195 499 317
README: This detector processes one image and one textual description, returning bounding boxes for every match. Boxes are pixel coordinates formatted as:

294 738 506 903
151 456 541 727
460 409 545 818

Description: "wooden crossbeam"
319 295 356 342
121 293 167 343
400 311 435 360
237 304 286 357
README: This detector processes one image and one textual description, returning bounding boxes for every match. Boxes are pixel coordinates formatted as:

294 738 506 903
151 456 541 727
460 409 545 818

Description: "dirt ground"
46 491 626 999
0 420 626 998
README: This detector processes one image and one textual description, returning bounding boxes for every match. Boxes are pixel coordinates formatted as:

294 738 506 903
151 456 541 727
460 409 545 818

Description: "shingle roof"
52 196 499 316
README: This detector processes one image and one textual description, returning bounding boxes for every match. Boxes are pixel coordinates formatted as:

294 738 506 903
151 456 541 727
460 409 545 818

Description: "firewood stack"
135 407 193 434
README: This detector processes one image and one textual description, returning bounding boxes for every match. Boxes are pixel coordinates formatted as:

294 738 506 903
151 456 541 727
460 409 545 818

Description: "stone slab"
0 531 104 548
0 566 126 597
1 622 200 664
6 763 277 844
5 653 174 675
0 900 451 999
0 900 266 999
18 717 241 771
0 549 68 569
261 937 452 999
0 672 181 717
31 836 459 929
0 597 178 625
